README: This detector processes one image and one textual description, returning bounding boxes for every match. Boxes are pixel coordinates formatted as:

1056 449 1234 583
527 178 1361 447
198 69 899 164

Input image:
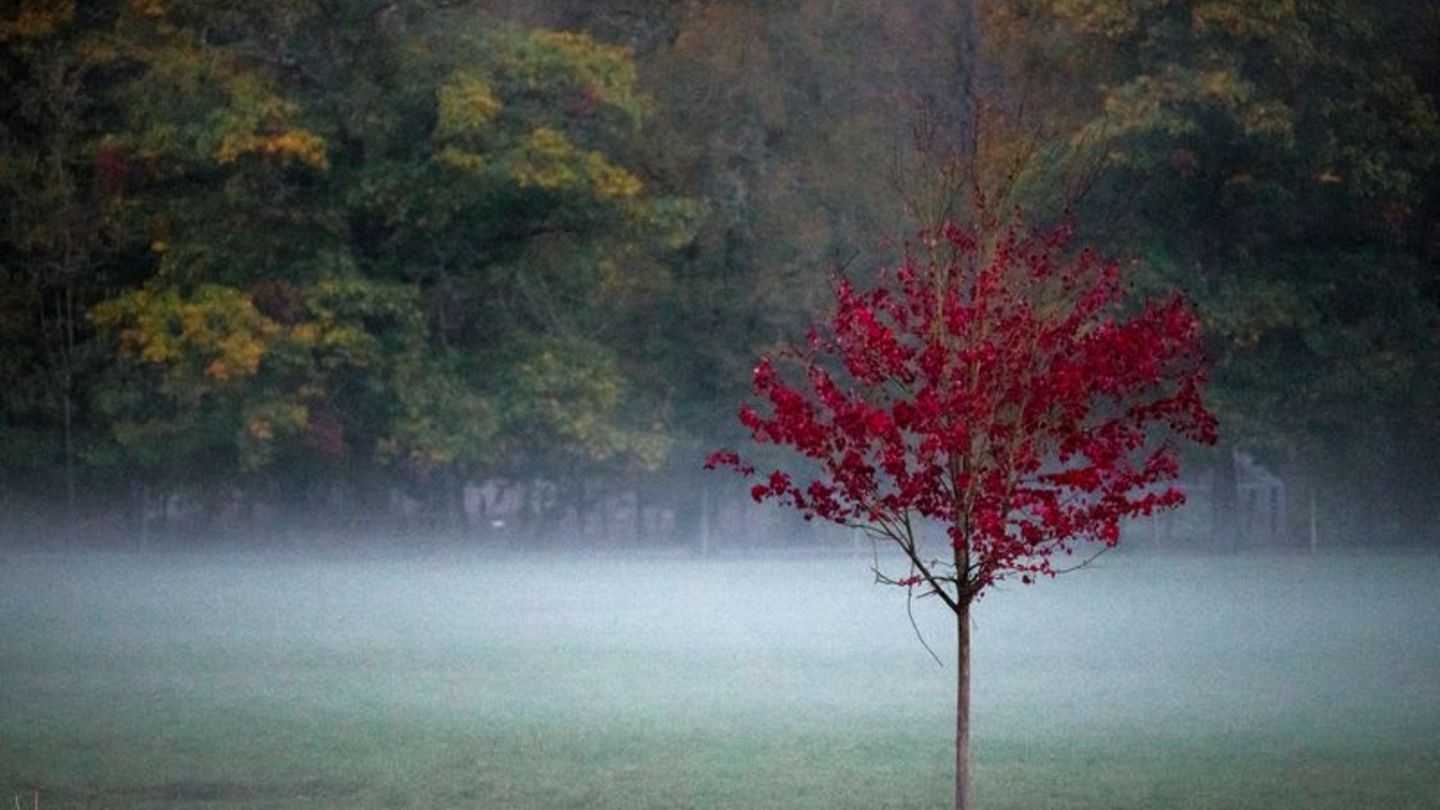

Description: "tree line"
2 0 1437 548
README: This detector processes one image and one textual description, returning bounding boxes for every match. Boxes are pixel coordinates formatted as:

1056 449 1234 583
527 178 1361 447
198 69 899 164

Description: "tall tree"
0 0 134 534
7 0 694 541
983 0 1440 544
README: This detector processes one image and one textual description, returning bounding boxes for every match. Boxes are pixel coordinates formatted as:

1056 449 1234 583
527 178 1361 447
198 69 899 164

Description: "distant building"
1235 451 1287 544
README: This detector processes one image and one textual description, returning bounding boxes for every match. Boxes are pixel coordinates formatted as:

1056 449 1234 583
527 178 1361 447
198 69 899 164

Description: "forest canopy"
2 0 1437 548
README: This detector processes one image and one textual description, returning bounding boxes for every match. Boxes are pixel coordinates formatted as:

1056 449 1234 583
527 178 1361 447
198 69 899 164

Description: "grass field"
2 548 1438 808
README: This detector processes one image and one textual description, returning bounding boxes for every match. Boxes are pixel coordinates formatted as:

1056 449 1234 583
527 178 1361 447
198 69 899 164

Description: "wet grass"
2 548 1438 808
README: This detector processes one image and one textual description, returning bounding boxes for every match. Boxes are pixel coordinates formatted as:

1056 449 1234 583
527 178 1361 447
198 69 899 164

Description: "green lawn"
2 549 1438 808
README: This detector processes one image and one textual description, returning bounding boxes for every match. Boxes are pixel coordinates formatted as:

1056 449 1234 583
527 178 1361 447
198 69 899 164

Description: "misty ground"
2 546 1438 808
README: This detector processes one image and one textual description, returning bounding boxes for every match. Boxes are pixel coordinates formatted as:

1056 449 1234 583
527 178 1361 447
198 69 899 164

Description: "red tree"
708 218 1216 809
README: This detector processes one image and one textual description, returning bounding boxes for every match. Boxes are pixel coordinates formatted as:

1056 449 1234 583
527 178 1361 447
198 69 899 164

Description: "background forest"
2 0 1437 550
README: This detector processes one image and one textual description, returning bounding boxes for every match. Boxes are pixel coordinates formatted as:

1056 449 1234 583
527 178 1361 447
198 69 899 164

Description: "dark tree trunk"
698 485 712 557
1309 486 1319 553
633 486 646 544
447 465 470 542
1211 447 1240 552
956 598 972 810
62 365 75 534
523 478 540 543
137 482 150 551
952 0 980 154
573 476 587 542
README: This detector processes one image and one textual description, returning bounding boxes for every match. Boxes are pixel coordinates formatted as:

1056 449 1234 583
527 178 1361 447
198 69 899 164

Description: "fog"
4 1 1438 805
4 545 1437 807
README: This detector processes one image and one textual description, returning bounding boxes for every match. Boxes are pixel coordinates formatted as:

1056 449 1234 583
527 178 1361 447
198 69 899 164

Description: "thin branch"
869 537 945 667
1050 544 1111 575
894 535 962 614
855 508 961 614
906 583 944 668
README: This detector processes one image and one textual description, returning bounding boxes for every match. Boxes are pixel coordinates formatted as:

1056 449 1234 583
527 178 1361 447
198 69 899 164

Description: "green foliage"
501 339 669 474
990 0 1440 540
1 0 1437 544
0 0 696 532
92 284 274 389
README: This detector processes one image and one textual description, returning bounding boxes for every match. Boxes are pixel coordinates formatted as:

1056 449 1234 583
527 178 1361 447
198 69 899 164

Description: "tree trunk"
63 279 78 538
450 466 470 542
953 0 980 153
956 598 972 810
698 485 711 558
138 482 150 552
573 476 587 543
1211 446 1240 552
62 366 75 535
634 486 645 544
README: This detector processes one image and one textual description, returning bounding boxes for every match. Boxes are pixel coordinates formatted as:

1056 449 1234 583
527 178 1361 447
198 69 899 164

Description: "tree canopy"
1 0 1436 547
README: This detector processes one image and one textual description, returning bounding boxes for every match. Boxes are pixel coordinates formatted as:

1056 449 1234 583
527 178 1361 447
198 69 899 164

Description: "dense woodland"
2 0 1437 549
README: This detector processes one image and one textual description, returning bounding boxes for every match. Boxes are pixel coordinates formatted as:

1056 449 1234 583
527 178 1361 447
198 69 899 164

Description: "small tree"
708 216 1216 809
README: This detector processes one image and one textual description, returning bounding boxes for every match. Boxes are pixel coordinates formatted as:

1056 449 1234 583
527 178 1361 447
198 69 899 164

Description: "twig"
866 524 946 666
906 583 944 668
1051 544 1110 575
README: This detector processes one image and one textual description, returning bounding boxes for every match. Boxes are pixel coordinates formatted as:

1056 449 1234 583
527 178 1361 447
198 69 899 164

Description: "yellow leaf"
586 151 643 199
262 129 329 169
436 146 486 173
290 323 319 344
437 72 503 138
245 417 274 441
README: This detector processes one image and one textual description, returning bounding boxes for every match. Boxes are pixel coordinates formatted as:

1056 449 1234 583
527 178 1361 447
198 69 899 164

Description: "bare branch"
1050 544 1111 575
906 584 944 668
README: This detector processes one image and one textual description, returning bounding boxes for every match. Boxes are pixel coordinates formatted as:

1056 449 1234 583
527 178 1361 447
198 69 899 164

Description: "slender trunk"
65 281 77 524
598 484 611 544
1309 487 1318 553
247 483 260 540
525 478 540 544
956 598 972 810
574 477 587 543
0 465 9 544
138 483 150 551
62 368 74 532
634 486 645 544
698 486 711 558
953 0 980 153
449 466 468 542
53 283 77 538
1211 447 1240 552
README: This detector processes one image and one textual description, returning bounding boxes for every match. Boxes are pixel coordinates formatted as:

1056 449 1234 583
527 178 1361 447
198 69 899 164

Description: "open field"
2 548 1438 808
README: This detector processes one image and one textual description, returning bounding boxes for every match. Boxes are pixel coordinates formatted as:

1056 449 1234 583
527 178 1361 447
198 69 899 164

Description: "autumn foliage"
710 219 1216 602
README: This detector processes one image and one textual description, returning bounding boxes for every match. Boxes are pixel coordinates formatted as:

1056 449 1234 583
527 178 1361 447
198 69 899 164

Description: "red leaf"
708 219 1216 594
